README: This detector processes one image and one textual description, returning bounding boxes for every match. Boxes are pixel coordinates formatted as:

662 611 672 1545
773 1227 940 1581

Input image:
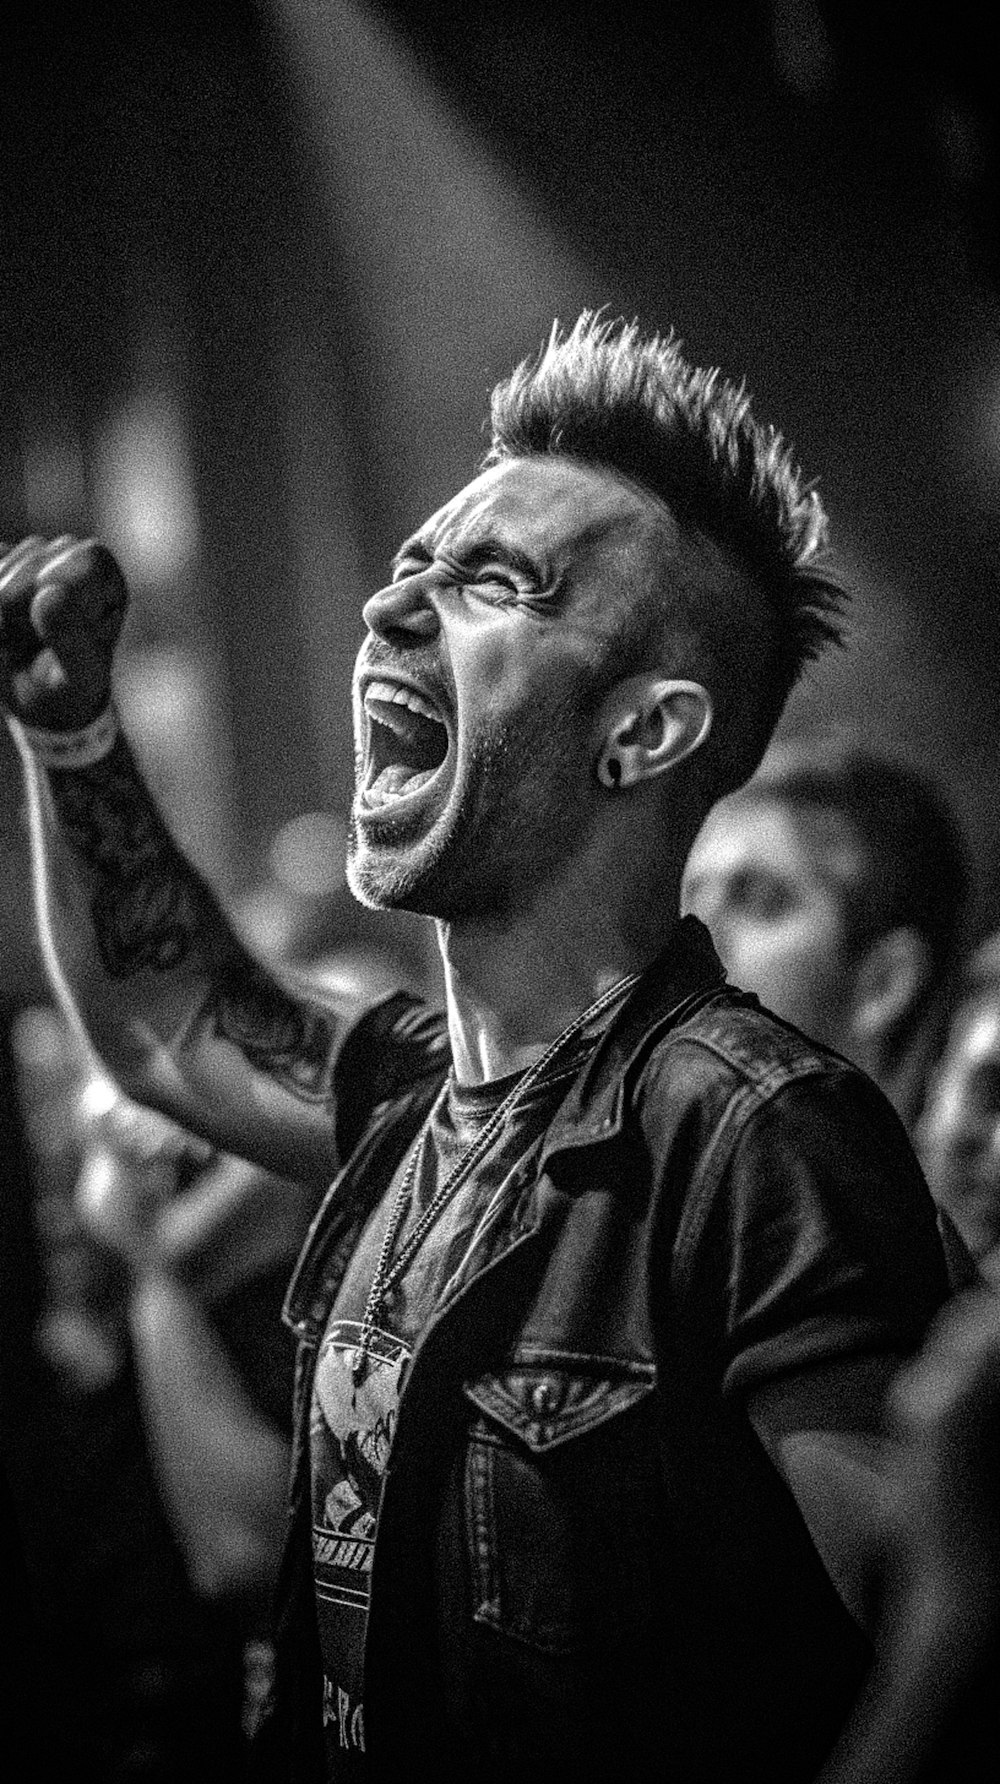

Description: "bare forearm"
818 1276 1000 1782
129 1266 290 1605
816 1583 996 1784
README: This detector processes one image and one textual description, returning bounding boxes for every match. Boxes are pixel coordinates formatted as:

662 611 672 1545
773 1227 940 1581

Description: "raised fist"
0 534 129 730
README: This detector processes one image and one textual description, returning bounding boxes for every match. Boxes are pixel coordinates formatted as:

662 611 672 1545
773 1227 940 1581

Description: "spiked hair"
485 312 849 794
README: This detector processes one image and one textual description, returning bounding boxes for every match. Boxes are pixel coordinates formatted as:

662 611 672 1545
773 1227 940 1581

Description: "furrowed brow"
390 537 434 576
392 533 545 585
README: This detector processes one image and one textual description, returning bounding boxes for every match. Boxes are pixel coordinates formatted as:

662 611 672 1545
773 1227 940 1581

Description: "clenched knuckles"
0 534 129 730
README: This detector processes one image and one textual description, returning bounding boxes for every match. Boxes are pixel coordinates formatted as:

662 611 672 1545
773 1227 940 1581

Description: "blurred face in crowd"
917 979 1000 1260
347 454 682 919
682 794 862 1050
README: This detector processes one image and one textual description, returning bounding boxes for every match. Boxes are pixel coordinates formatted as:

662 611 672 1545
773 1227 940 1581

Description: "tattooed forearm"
211 959 340 1104
47 735 342 1102
50 737 225 979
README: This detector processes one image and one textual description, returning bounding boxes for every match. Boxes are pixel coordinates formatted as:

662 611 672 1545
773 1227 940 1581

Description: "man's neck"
436 872 680 1085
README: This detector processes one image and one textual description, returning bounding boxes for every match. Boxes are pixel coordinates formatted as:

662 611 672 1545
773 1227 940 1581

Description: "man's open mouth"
361 677 450 806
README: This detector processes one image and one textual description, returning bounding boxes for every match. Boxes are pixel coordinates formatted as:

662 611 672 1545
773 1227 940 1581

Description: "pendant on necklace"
351 1311 381 1387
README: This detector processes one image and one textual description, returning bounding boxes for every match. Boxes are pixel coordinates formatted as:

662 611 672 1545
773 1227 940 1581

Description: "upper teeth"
365 678 440 723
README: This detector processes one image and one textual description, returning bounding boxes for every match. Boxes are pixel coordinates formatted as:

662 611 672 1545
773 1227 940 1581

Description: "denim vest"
254 918 949 1784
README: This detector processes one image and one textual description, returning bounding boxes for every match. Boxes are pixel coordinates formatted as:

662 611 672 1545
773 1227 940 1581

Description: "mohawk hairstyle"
484 312 849 790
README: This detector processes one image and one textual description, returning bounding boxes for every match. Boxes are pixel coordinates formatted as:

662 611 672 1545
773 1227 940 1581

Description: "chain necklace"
351 971 641 1382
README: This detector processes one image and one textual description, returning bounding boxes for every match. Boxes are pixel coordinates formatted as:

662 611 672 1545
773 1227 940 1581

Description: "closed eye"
470 565 522 594
390 557 521 598
432 546 531 593
389 536 548 603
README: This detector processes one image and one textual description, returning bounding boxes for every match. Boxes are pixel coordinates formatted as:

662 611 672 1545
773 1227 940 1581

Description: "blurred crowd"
3 728 1000 1779
0 852 421 1781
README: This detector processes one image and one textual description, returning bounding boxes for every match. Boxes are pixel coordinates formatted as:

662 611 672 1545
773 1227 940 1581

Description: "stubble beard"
346 687 596 923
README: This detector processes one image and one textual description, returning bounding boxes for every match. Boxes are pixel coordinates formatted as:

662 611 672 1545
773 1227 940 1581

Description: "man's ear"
851 926 931 1045
594 675 713 790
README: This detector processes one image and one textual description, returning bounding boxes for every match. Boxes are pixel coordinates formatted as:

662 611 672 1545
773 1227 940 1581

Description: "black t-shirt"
311 1040 595 1780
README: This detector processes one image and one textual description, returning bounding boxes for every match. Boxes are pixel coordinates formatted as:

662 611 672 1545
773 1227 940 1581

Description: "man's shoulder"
343 989 449 1066
628 982 924 1187
627 983 941 1281
332 990 450 1163
646 984 863 1107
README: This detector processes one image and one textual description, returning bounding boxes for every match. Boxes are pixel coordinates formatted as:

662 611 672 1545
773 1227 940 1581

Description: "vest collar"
536 914 726 1168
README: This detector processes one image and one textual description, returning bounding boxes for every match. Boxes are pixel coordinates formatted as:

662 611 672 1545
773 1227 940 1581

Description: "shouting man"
0 315 949 1783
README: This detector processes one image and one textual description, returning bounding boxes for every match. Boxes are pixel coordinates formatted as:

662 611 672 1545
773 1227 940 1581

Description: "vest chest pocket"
461 1359 656 1654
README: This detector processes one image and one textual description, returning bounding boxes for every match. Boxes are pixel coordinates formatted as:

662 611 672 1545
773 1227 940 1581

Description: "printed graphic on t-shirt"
312 1319 410 1772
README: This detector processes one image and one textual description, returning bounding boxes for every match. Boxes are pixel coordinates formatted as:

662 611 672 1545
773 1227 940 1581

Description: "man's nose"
362 574 440 645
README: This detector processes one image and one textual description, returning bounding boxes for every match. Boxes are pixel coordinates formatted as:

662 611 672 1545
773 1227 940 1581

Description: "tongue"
369 763 437 799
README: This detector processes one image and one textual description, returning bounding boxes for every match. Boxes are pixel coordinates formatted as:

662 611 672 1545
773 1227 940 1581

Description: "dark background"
2 0 999 987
